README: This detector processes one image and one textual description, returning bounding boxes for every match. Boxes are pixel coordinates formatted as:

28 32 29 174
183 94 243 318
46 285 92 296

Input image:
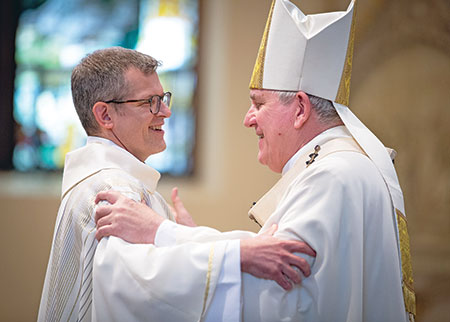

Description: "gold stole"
248 137 416 319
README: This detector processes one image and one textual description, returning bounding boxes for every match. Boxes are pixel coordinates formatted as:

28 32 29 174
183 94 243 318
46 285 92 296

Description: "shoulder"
307 151 382 184
70 168 147 204
288 150 387 199
94 168 143 189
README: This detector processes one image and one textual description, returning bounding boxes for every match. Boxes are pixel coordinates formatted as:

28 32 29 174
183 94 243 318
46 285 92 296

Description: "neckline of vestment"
61 136 160 198
282 125 351 175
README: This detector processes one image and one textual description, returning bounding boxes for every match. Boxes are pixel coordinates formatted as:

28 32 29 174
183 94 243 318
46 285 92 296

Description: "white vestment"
38 137 241 322
157 126 408 322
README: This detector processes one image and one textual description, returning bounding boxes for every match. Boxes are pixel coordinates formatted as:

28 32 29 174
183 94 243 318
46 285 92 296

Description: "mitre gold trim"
249 0 276 89
335 1 357 106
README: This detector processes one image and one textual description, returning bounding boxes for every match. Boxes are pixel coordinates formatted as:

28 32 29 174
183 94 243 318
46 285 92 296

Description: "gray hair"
272 90 340 124
71 47 160 135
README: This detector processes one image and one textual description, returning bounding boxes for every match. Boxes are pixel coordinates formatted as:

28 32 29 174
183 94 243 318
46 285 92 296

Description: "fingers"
168 204 177 219
95 224 112 241
94 204 112 224
273 256 305 290
171 187 178 203
287 253 311 277
95 190 122 204
282 260 303 283
275 272 293 291
171 187 185 213
285 240 316 257
96 211 112 229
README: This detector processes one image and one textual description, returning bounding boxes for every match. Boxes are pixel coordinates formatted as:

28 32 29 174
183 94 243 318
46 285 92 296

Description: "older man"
95 0 416 321
37 47 315 322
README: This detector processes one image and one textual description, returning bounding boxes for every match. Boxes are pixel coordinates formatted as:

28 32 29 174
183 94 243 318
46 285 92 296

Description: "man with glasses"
37 47 315 322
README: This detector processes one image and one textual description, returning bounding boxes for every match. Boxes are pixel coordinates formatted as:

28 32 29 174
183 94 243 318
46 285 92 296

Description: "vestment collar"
61 136 160 198
282 125 351 175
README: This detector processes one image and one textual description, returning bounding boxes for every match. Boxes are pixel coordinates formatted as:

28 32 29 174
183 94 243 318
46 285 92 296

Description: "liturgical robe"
38 137 241 322
156 126 408 322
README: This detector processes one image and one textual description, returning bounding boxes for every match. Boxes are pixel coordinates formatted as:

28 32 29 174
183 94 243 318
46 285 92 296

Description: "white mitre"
250 0 416 319
250 0 355 105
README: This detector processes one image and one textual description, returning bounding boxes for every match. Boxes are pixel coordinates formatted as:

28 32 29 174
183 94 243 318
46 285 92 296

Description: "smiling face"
108 68 171 162
243 89 301 173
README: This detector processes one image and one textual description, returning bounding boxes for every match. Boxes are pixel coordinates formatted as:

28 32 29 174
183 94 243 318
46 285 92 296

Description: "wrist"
148 216 165 244
239 239 250 272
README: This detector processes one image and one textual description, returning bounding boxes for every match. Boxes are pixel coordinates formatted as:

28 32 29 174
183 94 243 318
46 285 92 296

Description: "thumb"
95 190 120 204
171 187 186 211
171 187 179 204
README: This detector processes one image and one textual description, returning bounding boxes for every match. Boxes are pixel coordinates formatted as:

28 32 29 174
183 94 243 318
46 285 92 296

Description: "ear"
92 102 114 130
294 91 311 129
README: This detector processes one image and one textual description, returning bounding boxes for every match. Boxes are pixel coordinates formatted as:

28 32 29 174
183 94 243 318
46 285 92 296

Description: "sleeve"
93 236 231 322
152 219 254 322
241 156 366 322
93 186 246 322
155 220 256 246
204 239 242 322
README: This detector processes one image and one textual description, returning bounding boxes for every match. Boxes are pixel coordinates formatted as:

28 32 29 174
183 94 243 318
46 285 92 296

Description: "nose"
157 102 172 118
243 106 256 128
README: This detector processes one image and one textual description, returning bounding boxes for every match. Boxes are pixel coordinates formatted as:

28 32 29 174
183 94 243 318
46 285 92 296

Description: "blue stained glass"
14 0 198 175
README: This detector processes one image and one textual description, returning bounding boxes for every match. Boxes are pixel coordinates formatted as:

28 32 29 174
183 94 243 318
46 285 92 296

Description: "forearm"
93 236 240 322
155 220 255 246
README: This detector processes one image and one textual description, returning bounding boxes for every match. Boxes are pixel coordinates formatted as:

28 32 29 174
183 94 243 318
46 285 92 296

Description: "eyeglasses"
105 92 172 115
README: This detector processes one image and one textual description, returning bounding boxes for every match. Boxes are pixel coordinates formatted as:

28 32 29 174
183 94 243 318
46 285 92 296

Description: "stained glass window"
14 0 198 175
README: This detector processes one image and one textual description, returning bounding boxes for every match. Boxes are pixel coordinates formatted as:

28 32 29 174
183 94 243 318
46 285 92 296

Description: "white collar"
282 125 351 175
61 136 161 198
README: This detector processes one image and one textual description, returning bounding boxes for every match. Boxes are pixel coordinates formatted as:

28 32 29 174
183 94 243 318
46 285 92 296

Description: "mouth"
150 125 163 132
256 132 264 139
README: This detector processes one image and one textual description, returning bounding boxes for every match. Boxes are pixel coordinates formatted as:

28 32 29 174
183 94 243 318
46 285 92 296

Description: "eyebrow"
250 93 262 101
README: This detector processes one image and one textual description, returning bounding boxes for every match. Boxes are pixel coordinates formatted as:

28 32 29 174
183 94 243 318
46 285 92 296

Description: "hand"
94 190 164 244
171 187 196 227
240 224 316 291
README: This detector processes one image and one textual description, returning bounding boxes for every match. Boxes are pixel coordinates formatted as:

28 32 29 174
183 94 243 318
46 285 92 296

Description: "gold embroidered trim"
249 0 276 89
201 243 215 315
396 208 416 316
335 1 357 106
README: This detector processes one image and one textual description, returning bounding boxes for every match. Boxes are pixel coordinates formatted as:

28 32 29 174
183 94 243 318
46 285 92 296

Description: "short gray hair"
272 90 340 124
71 47 160 135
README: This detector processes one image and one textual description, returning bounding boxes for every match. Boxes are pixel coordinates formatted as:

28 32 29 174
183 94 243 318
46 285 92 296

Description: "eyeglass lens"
150 93 171 114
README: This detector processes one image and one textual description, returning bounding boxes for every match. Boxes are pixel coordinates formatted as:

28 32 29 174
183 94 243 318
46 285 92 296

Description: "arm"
240 154 401 322
95 190 315 290
240 163 345 321
93 188 237 322
93 234 231 321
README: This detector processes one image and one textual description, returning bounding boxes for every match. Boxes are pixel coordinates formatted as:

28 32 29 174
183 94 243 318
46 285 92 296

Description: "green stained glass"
14 0 198 175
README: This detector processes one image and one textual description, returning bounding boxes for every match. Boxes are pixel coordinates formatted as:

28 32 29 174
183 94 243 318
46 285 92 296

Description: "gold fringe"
396 209 416 316
201 244 215 315
249 0 276 89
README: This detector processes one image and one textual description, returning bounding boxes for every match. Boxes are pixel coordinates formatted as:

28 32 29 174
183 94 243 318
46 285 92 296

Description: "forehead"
250 89 277 102
124 68 163 95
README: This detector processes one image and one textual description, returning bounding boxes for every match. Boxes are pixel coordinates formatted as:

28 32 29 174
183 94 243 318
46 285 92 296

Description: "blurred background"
0 0 449 320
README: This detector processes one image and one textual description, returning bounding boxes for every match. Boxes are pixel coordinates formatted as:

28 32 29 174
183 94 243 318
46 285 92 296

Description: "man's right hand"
95 190 164 244
240 224 316 291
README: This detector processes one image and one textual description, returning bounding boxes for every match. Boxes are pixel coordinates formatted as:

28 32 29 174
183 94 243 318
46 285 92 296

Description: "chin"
268 164 283 173
257 155 267 168
259 156 282 173
154 143 167 154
